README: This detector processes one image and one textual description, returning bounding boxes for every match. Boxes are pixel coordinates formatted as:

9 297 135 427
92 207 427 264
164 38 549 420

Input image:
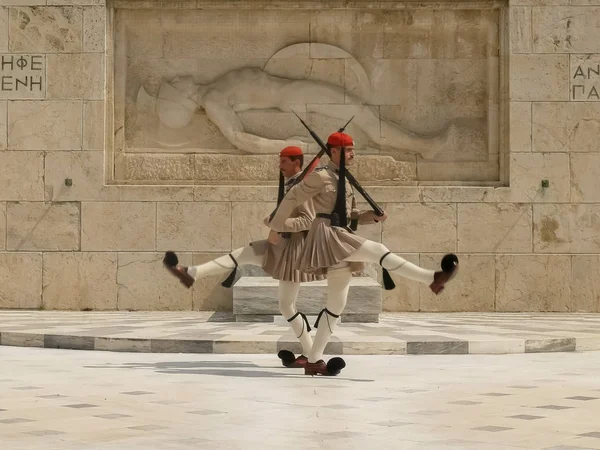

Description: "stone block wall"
0 0 599 312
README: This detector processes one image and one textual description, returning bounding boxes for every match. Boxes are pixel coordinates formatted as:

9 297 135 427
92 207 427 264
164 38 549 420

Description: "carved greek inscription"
571 56 600 101
0 54 45 99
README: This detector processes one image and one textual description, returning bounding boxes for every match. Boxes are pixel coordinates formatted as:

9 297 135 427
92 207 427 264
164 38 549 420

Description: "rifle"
291 110 385 217
268 114 355 221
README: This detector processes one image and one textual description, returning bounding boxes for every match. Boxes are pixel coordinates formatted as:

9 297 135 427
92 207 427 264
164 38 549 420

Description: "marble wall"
0 0 599 313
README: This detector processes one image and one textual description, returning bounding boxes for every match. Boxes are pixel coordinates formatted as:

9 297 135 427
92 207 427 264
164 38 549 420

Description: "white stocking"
278 281 312 356
308 267 352 363
186 246 263 281
344 240 434 285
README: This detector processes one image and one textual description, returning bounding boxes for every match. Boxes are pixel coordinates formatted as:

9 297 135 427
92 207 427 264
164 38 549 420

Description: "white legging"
187 247 313 356
307 240 437 363
343 240 434 285
308 266 353 363
186 246 262 280
278 281 312 356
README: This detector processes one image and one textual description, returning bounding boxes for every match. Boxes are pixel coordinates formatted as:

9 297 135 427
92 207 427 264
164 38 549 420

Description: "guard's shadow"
84 360 373 382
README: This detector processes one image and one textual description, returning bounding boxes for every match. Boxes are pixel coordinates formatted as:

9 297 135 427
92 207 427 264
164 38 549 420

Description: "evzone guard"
163 145 324 368
267 130 459 376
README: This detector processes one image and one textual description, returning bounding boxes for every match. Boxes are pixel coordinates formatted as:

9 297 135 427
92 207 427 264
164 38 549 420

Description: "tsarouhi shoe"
163 251 195 289
304 358 346 376
277 350 308 368
429 254 459 295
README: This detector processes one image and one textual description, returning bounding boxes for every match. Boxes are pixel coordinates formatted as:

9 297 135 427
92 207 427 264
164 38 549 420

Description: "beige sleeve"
279 201 316 233
358 210 378 225
269 172 324 232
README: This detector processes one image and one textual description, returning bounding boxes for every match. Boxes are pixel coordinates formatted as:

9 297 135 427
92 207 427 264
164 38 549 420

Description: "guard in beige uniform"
163 146 322 368
269 132 459 376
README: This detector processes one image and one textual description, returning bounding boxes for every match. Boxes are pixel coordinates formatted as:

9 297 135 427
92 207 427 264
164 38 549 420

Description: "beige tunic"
269 162 377 275
250 172 325 282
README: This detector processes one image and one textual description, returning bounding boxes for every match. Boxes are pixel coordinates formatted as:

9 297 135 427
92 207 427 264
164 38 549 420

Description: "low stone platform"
233 276 382 323
1 311 600 356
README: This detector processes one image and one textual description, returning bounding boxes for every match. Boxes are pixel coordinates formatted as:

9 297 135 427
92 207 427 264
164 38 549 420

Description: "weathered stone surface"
9 6 82 53
0 0 45 4
418 160 500 183
569 54 600 102
195 155 279 182
310 9 385 60
0 100 6 150
533 204 600 253
510 55 569 101
533 7 600 53
496 255 571 311
382 203 456 253
194 186 278 202
420 254 495 312
420 187 497 203
533 102 600 152
191 253 233 311
82 202 156 251
570 0 600 5
499 153 570 203
8 101 82 150
0 202 5 250
0 8 8 52
45 152 118 201
161 9 309 59
382 253 420 312
48 0 103 5
417 59 488 116
572 256 600 312
510 102 531 152
347 58 417 106
572 154 600 202
231 202 274 249
47 53 104 99
156 202 231 252
83 101 104 150
7 202 80 251
120 154 195 182
83 6 104 52
458 203 533 253
383 9 497 59
510 0 568 5
120 186 193 202
0 253 42 309
117 252 192 311
510 7 531 53
0 151 44 201
42 252 117 310
355 156 416 182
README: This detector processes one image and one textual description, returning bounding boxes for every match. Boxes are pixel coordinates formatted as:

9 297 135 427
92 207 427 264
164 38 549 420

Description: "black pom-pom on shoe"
326 357 346 376
441 253 459 274
163 251 179 267
278 350 296 367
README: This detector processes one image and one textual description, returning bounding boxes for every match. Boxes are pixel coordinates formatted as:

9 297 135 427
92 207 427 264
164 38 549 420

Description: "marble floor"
1 311 600 355
1 346 600 449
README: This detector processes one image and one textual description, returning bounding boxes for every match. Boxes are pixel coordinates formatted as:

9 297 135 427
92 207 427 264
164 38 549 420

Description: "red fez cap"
279 146 303 157
327 132 354 147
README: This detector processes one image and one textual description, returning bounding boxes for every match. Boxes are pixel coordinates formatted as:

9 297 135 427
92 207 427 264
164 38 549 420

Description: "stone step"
233 276 382 323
